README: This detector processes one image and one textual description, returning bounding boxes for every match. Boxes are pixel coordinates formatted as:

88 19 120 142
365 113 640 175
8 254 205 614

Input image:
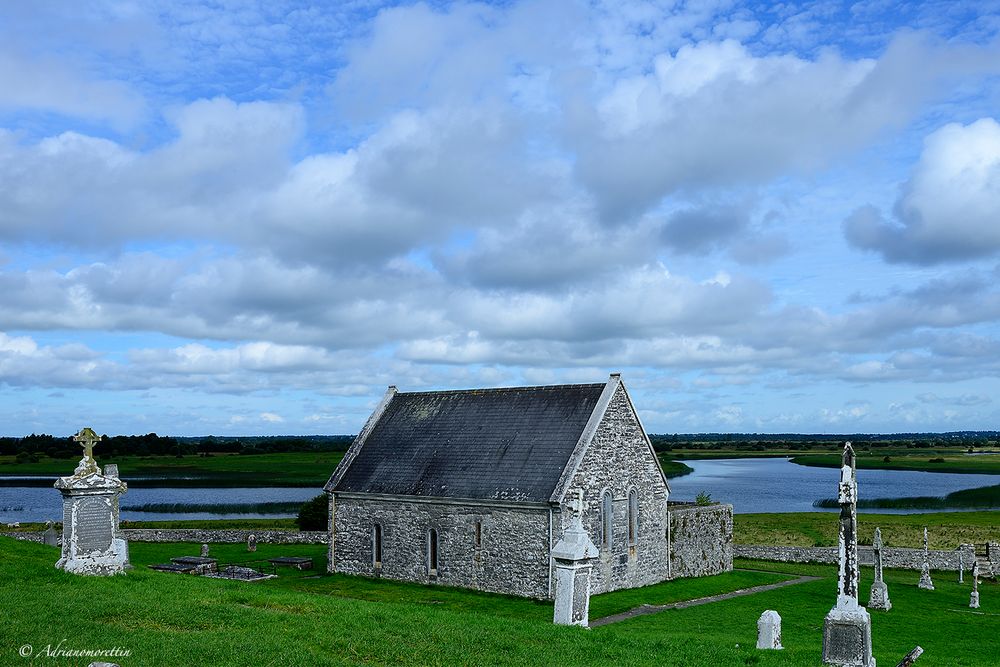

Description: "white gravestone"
868 527 891 611
822 443 876 667
756 610 783 650
917 528 934 590
970 562 980 609
552 490 599 627
247 534 257 552
54 428 130 576
42 520 59 547
201 543 210 557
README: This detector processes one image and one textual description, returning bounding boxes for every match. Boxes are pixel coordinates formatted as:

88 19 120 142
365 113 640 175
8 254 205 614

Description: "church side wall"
669 504 734 579
565 385 671 595
331 495 552 599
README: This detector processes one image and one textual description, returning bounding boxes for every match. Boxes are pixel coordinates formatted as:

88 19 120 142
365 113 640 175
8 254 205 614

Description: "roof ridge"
395 382 606 396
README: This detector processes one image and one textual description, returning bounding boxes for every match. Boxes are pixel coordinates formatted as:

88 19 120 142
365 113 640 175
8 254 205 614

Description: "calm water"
668 457 1000 514
2 457 999 523
0 486 320 523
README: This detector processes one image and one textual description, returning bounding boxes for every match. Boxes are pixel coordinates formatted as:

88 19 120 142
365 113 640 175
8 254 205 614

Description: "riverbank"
0 451 345 487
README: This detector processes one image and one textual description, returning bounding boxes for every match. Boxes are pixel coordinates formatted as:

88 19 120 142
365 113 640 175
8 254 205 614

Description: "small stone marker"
54 428 130 576
917 527 934 590
552 490 599 627
822 443 875 667
970 561 980 609
896 646 923 667
247 534 257 552
868 527 891 611
756 610 782 650
201 543 210 557
42 520 59 547
958 550 964 584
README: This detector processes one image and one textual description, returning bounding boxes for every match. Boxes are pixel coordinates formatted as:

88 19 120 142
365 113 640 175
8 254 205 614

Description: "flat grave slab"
268 557 314 570
148 563 199 574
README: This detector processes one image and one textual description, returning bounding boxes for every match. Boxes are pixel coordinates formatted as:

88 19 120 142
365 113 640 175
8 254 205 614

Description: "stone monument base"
822 604 876 667
56 537 131 576
970 591 980 609
868 581 891 611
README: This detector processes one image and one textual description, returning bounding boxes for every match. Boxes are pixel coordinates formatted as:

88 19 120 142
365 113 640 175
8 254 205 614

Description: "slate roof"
331 383 608 502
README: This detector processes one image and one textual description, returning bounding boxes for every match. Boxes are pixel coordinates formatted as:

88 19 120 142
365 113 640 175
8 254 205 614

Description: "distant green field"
790 451 1000 475
814 484 1000 510
3 537 997 665
0 451 344 487
735 510 1000 548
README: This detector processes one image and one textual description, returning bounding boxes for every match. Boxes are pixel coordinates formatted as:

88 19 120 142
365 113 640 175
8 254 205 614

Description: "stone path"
589 574 821 628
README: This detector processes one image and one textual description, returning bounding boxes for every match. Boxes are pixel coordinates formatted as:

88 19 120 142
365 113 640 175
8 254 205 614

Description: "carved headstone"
54 428 130 576
822 442 876 667
896 646 923 667
247 534 257 552
552 490 598 627
917 528 934 590
201 543 210 558
756 610 783 650
868 527 891 611
970 561 980 609
42 520 59 547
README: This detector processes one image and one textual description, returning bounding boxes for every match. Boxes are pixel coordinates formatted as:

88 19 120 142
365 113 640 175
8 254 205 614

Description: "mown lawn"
3 537 998 665
735 511 1000 548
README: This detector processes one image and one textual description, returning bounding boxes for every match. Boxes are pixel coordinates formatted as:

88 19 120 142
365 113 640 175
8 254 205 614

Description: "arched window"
428 528 439 575
601 491 613 550
628 490 639 547
373 523 382 568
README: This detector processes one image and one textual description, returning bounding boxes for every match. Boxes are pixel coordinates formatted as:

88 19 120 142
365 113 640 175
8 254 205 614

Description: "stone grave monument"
552 490 599 627
958 550 964 584
822 442 876 667
756 610 782 650
42 520 59 547
247 534 257 552
201 543 210 557
868 527 891 611
917 528 934 590
54 428 130 576
970 561 980 609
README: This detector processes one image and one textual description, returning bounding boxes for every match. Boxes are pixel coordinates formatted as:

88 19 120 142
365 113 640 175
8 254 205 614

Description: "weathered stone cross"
72 427 102 475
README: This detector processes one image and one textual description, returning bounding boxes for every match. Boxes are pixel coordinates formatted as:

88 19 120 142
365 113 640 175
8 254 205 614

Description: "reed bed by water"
813 483 1000 509
120 501 305 515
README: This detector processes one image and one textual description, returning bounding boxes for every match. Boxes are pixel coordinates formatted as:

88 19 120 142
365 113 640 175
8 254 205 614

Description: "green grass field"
789 451 1000 475
3 537 997 665
0 451 345 487
735 511 1000 548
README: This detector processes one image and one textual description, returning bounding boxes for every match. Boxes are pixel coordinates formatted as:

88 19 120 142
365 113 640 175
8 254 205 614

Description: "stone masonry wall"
2 529 327 545
565 384 671 595
669 504 734 579
735 544 977 571
332 496 552 598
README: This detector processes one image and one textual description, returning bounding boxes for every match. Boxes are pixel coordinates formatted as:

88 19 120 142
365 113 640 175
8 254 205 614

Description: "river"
668 457 1000 514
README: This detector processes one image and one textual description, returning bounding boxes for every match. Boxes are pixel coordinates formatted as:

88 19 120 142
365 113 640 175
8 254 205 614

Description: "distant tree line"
648 432 1000 452
0 433 356 461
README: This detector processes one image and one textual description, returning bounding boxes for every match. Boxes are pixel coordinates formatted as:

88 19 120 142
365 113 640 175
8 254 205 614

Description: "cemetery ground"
2 536 998 666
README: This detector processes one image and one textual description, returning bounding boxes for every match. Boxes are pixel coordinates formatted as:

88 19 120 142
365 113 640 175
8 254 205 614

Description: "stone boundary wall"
2 529 328 544
735 544 979 571
669 503 734 579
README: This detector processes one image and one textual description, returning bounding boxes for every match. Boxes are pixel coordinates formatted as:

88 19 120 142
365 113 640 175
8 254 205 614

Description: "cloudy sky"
1 1 999 436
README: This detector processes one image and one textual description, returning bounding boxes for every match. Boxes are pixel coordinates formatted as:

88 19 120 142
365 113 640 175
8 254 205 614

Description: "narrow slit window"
475 521 482 549
428 528 439 575
601 491 613 550
373 523 382 567
628 490 638 546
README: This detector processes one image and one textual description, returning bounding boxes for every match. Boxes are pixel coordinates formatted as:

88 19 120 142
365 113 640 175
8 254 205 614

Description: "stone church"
324 373 732 599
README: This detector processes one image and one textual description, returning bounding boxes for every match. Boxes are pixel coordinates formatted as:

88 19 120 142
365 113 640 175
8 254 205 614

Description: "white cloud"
845 118 1000 263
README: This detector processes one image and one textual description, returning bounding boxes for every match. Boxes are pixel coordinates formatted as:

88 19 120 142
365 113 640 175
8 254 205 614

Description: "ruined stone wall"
669 504 734 578
735 544 977 571
332 496 552 598
1 529 327 544
564 385 672 594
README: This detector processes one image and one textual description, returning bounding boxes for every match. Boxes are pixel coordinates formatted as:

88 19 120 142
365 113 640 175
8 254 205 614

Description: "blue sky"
1 1 1000 436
